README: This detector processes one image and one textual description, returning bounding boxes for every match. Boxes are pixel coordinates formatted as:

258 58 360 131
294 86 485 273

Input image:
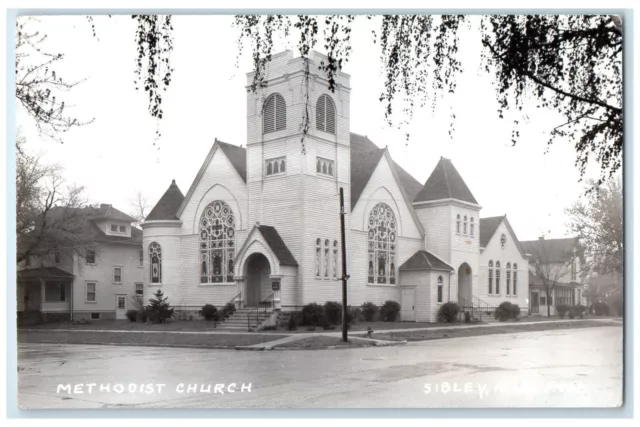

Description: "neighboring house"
141 50 531 323
17 204 143 322
520 237 586 316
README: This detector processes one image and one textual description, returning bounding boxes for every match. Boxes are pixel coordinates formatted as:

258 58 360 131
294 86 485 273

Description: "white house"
17 204 143 322
141 50 532 324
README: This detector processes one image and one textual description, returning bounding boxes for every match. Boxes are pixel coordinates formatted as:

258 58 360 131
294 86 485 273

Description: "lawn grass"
273 336 377 350
18 330 287 349
369 320 615 342
19 319 238 332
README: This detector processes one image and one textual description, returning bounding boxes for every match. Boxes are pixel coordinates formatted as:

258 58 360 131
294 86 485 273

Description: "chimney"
100 204 112 209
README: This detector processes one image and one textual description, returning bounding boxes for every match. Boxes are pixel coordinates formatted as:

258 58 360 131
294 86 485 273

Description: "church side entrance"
244 253 271 307
458 263 473 303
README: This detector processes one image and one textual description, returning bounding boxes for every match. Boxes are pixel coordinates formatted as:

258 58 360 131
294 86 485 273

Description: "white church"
141 50 529 323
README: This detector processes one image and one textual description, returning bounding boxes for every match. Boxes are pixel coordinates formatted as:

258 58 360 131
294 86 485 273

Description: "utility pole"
339 187 349 342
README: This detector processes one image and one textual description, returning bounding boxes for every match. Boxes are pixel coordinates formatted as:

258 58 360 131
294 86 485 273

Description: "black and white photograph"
9 8 627 413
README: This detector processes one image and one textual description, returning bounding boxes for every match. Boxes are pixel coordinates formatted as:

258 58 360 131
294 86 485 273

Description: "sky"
14 14 607 241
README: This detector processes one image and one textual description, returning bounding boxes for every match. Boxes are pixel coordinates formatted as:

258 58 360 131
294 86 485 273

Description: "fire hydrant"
367 325 374 338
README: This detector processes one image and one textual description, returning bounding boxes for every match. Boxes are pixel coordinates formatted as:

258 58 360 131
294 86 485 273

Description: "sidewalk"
19 318 619 351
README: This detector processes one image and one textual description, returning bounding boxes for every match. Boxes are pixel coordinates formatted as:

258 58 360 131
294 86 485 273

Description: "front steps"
215 307 273 331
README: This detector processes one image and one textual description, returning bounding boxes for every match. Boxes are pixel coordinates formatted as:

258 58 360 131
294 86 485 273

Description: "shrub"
126 309 138 322
556 304 570 319
200 304 219 321
221 303 236 320
494 302 521 321
380 300 401 322
145 289 175 323
136 310 148 323
349 306 364 323
569 304 586 319
593 301 610 316
361 302 379 322
287 316 297 331
324 301 342 325
437 302 460 323
301 302 324 325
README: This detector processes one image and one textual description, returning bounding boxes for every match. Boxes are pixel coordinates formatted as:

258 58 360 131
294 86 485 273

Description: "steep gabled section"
146 180 185 221
414 157 478 205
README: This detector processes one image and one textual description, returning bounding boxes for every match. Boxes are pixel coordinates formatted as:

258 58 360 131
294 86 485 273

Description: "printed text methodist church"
141 51 530 322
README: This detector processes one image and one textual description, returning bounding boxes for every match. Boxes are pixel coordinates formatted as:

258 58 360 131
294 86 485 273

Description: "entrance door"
531 291 539 314
245 253 271 306
115 295 127 319
400 288 415 321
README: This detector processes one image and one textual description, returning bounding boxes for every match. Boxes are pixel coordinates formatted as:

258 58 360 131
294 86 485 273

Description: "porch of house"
17 267 75 324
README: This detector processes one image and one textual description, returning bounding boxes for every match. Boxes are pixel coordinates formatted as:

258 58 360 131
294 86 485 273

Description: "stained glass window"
495 261 501 294
199 201 235 283
463 216 468 235
488 260 493 294
470 217 475 237
316 238 321 278
324 239 330 278
456 214 461 234
149 242 162 283
367 202 397 284
506 269 511 295
437 275 444 303
501 233 507 248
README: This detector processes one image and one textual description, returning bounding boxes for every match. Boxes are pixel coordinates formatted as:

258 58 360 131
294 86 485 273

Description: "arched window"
470 217 475 237
263 93 286 134
199 201 235 283
506 262 511 295
324 239 330 278
456 214 461 234
315 238 321 278
280 159 286 173
367 202 397 285
316 94 336 134
513 264 518 295
495 261 501 294
333 240 339 279
463 215 468 235
488 260 493 294
437 275 444 303
501 233 507 248
149 242 162 284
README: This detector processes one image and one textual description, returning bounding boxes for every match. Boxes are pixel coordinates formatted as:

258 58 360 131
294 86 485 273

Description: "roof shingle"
146 180 185 221
399 250 454 271
413 157 478 205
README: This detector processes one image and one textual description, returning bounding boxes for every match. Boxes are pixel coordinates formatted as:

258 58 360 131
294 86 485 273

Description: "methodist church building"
141 50 529 323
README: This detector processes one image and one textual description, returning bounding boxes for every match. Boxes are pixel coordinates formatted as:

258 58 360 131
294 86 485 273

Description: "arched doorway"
244 253 271 306
458 263 472 303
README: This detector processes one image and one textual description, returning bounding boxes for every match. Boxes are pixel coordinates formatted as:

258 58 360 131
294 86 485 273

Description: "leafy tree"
146 289 174 323
567 177 623 276
16 133 92 264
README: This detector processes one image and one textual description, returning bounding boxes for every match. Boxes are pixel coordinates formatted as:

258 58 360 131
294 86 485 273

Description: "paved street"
17 324 623 409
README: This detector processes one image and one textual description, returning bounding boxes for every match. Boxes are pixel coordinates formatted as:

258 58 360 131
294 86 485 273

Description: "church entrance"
458 263 473 303
244 253 271 307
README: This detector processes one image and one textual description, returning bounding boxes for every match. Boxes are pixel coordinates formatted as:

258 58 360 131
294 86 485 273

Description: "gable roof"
86 204 136 222
520 237 578 264
146 180 185 221
413 157 478 205
256 225 298 266
399 250 454 271
479 216 505 248
217 140 247 182
349 133 423 204
479 215 527 259
349 148 385 210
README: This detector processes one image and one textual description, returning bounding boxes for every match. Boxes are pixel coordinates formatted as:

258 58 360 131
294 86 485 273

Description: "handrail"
222 292 241 322
255 292 275 325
